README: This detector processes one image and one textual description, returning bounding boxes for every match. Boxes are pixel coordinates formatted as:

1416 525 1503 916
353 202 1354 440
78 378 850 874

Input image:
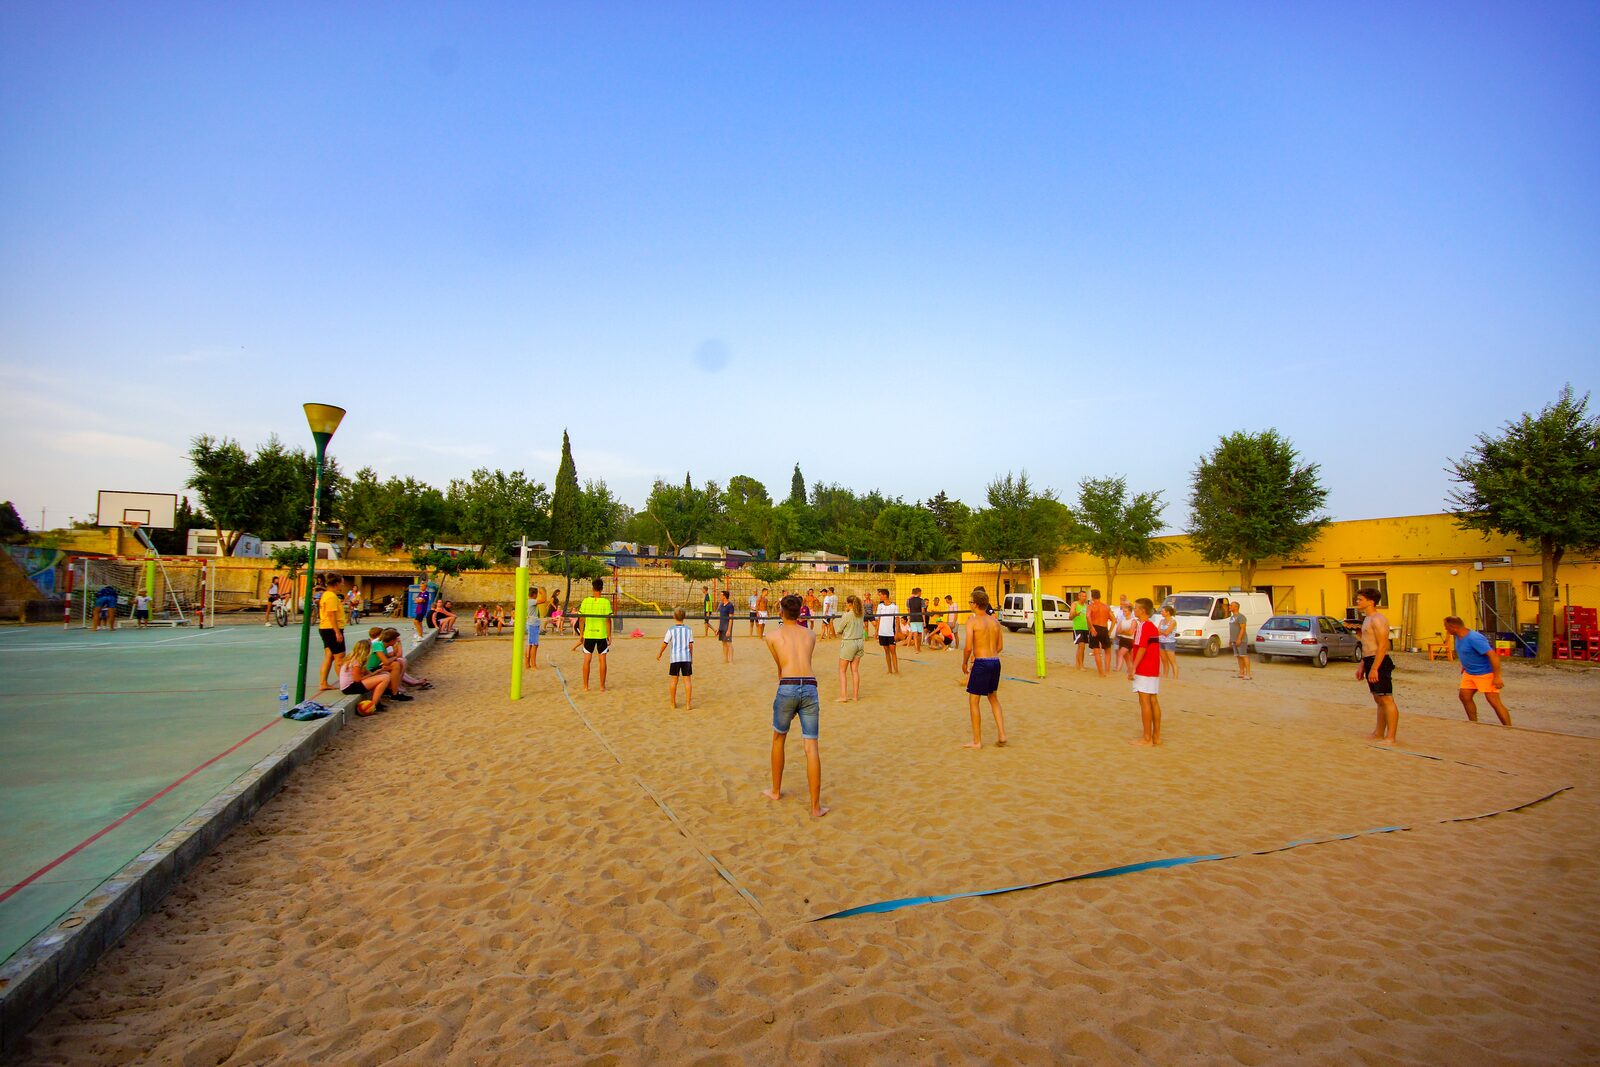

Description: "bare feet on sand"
763 788 781 801
812 806 831 818
962 741 982 749
1131 737 1155 746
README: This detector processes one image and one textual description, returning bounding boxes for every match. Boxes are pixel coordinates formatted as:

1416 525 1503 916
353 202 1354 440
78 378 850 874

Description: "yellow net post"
1031 556 1047 678
510 538 529 701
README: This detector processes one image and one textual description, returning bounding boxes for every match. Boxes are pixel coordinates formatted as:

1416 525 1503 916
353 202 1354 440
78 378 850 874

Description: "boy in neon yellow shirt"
573 577 613 692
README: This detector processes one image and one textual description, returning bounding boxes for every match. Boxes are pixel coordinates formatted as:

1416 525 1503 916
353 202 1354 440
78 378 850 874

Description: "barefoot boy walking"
960 589 1007 748
762 594 828 818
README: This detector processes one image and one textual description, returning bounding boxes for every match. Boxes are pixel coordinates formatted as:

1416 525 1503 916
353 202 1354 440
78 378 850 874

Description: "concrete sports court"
0 620 418 965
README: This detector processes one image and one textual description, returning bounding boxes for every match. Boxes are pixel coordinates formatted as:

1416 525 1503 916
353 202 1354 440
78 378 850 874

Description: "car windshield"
1262 617 1311 632
1166 596 1213 615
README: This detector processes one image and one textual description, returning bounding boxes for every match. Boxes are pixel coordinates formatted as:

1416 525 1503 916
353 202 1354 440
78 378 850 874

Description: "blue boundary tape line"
812 784 1571 921
551 666 765 917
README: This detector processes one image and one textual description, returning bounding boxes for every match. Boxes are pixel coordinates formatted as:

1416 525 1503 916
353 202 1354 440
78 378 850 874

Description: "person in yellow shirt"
573 577 612 692
316 575 348 692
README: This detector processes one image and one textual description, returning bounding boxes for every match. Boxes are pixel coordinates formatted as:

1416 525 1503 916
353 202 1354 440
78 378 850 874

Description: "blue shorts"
96 597 116 610
910 622 924 633
967 657 1001 696
526 624 540 646
772 681 820 740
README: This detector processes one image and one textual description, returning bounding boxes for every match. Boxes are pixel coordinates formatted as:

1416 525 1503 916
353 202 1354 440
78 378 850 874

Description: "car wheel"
1314 647 1329 668
1350 644 1363 662
1204 636 1220 658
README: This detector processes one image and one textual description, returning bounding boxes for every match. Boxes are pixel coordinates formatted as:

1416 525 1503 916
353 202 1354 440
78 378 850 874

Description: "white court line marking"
0 630 243 653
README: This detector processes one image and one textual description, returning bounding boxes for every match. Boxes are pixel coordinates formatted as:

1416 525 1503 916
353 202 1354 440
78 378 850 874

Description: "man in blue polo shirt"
1444 616 1512 726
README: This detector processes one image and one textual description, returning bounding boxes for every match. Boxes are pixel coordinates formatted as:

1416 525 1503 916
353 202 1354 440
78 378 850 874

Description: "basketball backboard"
96 491 178 529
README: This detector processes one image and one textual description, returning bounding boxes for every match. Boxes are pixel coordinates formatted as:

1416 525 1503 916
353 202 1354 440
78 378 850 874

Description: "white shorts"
1131 676 1160 695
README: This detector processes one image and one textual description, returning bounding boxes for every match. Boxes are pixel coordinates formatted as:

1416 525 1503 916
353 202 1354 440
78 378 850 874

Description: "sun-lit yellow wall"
972 514 1599 650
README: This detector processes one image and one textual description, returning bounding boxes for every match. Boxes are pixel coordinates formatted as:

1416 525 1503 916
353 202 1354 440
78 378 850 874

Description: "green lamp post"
294 403 346 703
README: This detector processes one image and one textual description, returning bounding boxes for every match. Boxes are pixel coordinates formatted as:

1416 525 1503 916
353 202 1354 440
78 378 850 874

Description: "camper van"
998 592 1074 632
1161 591 1276 656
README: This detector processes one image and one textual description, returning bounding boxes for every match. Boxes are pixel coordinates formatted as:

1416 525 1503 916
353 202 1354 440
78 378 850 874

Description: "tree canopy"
1068 476 1170 600
187 434 343 552
1448 385 1600 663
447 469 550 562
1187 430 1329 590
966 472 1072 567
548 430 581 550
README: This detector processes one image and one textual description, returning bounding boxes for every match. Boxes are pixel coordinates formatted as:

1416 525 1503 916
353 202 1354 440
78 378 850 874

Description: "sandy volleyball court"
10 630 1600 1065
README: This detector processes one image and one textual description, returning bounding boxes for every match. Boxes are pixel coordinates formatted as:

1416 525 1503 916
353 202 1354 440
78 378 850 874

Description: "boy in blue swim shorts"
960 589 1008 748
762 594 828 818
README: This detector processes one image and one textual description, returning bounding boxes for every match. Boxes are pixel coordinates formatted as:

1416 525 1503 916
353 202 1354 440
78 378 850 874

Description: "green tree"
1448 385 1600 665
187 434 342 550
371 478 450 552
187 435 253 553
1188 430 1330 591
671 559 721 584
549 430 581 550
339 467 386 548
447 469 550 562
788 464 807 507
0 501 27 544
966 471 1072 568
576 479 624 550
721 475 775 551
639 475 723 554
924 491 971 554
410 548 491 601
1068 476 1170 601
748 561 799 586
871 502 945 572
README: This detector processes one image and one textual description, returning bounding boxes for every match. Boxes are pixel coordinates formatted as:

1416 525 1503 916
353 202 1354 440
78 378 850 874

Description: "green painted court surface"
0 621 412 965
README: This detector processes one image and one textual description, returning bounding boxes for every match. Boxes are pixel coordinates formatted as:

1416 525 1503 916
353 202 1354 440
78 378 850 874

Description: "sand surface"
9 628 1600 1065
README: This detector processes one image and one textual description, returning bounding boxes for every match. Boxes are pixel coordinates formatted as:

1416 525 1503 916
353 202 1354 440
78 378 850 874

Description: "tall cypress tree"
549 430 581 550
788 464 806 507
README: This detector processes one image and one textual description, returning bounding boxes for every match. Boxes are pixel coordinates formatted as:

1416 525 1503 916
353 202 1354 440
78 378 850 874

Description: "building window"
1152 585 1172 604
1524 582 1557 601
1348 574 1389 608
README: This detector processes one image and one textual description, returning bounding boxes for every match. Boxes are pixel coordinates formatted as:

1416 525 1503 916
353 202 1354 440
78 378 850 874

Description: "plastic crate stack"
1554 605 1598 661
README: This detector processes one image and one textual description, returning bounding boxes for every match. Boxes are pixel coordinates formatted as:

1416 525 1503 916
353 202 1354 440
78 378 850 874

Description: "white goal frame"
74 556 213 628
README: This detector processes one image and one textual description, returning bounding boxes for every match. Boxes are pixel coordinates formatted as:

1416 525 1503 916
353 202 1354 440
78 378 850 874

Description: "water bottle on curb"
279 683 290 706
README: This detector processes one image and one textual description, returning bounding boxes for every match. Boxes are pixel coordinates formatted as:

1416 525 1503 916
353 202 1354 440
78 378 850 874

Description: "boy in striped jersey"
657 608 695 709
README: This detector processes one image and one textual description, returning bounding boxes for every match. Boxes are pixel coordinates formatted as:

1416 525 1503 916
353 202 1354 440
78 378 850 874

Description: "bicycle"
272 598 290 627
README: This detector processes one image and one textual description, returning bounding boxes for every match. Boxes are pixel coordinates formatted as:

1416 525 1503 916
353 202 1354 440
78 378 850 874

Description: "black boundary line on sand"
0 630 440 1055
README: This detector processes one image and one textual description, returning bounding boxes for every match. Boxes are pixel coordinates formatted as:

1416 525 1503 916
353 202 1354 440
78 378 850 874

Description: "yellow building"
1017 513 1600 653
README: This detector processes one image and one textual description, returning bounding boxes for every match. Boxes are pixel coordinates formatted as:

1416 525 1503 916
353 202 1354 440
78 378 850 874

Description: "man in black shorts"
1355 587 1398 745
717 590 735 663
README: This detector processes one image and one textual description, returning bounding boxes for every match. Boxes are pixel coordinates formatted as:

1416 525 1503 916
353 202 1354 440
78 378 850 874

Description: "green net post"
511 539 530 701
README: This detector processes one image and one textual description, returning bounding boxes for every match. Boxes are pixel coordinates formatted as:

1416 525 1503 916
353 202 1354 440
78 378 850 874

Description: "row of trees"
179 387 1598 664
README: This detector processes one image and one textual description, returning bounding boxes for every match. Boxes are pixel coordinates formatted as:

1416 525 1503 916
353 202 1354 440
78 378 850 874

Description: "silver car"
1254 614 1363 668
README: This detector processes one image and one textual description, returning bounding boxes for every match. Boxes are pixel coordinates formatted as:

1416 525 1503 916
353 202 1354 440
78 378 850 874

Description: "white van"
999 592 1074 632
1161 591 1276 656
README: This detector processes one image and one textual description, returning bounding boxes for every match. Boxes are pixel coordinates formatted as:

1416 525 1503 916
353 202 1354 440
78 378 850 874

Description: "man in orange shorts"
1444 616 1512 725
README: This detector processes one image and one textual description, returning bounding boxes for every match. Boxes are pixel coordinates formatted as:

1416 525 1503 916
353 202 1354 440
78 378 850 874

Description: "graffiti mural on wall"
4 546 66 597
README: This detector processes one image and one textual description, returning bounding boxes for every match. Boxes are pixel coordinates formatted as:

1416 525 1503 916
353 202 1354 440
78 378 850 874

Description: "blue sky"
2 2 1596 534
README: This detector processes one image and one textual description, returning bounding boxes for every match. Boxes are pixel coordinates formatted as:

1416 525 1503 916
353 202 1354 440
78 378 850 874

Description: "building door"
1476 581 1518 634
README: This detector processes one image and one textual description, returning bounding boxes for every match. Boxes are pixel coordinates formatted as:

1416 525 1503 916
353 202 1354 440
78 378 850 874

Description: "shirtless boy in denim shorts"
762 594 828 818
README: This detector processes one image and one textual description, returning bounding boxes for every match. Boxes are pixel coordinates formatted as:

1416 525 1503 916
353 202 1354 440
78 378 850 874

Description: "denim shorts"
525 624 540 646
772 682 820 740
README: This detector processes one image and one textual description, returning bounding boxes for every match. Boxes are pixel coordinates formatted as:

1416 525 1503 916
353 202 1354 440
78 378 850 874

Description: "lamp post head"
303 403 346 449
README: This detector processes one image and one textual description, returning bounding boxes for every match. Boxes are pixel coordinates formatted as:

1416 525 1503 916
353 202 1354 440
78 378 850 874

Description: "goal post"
76 556 212 627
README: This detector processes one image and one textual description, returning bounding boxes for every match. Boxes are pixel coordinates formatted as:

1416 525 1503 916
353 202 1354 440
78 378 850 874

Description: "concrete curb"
0 629 444 1054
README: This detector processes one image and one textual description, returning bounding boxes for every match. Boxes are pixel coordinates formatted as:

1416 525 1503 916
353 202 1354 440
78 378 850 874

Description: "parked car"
1161 591 1276 656
1254 614 1364 668
998 592 1074 632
